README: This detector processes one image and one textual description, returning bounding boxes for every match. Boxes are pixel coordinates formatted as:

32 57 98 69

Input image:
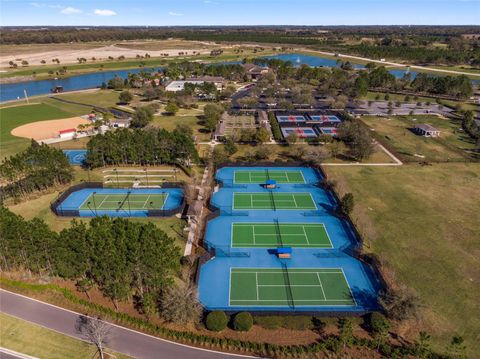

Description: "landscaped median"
0 278 447 358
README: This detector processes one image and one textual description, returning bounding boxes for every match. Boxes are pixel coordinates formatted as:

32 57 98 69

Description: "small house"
414 124 440 137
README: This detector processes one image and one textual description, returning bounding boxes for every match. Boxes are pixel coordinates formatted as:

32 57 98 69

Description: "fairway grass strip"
231 223 332 248
229 268 355 307
233 192 317 210
79 193 167 211
234 170 306 184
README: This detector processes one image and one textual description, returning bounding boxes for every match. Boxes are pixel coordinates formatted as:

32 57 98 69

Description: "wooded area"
0 208 180 312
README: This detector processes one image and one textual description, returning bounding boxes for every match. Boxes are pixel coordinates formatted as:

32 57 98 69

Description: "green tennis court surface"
230 268 355 307
233 192 316 210
232 223 332 248
79 193 167 210
234 170 305 184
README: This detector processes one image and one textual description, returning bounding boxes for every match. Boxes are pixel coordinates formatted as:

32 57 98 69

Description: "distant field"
0 103 71 158
324 163 480 357
361 115 476 162
0 312 131 359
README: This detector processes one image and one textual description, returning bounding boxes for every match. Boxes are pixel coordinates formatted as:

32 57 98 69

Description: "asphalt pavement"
0 290 256 359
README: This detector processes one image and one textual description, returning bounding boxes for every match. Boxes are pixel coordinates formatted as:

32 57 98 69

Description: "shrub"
368 312 390 334
205 311 228 332
233 312 253 331
282 316 314 330
254 315 283 329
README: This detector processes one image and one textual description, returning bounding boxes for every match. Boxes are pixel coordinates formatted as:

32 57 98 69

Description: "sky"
0 0 479 26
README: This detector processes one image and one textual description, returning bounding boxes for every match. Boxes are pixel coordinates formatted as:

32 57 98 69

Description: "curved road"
0 290 256 359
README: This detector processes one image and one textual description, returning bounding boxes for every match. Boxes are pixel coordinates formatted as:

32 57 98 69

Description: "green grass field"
234 170 305 184
0 312 131 359
79 193 167 211
231 222 332 248
229 268 355 307
0 103 72 158
324 163 480 356
233 192 317 210
361 115 476 162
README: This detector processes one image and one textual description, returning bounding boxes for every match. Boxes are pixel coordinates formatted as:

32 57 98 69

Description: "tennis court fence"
205 243 250 258
51 182 104 216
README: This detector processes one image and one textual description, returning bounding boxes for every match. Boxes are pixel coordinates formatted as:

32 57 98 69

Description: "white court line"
316 273 327 301
255 273 259 300
252 225 256 245
142 194 152 208
97 194 109 209
302 225 310 245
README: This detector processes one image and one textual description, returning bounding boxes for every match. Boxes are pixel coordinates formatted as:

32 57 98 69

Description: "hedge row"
0 278 449 358
268 111 283 141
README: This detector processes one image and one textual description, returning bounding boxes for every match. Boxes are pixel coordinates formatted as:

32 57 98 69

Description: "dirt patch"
0 42 212 68
11 117 90 140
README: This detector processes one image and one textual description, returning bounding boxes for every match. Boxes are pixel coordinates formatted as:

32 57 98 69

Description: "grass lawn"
324 163 480 356
361 115 476 162
0 103 72 158
152 112 212 142
0 312 131 359
227 143 396 164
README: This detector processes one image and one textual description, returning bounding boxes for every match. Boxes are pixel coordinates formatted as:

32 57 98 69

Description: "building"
58 128 76 139
164 76 225 92
242 63 269 80
414 124 440 137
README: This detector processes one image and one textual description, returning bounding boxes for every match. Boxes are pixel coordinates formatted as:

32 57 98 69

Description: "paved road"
0 290 255 359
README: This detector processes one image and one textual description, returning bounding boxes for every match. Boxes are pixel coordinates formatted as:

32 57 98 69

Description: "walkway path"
0 289 253 359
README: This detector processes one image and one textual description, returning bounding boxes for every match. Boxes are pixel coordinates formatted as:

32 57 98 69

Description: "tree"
337 121 375 161
338 317 354 349
203 103 223 132
76 316 111 359
159 284 202 324
107 76 125 90
233 312 253 331
414 331 431 358
131 107 154 128
224 138 237 155
205 311 228 332
286 131 298 145
368 313 390 349
255 127 271 144
379 287 421 321
447 336 467 359
340 193 354 215
330 140 347 159
175 123 193 138
165 102 179 115
118 90 133 104
212 146 229 166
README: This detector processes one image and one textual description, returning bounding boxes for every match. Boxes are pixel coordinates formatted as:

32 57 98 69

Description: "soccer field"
234 170 305 184
233 192 317 210
79 193 168 211
232 223 332 248
230 268 355 307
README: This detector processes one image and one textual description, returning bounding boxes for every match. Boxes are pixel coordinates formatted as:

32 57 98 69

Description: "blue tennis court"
309 115 341 123
63 150 87 165
281 127 317 139
276 115 306 123
54 188 183 217
319 127 338 136
198 166 381 313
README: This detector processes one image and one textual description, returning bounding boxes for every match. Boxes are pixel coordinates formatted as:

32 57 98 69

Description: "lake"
0 67 161 103
1 54 477 103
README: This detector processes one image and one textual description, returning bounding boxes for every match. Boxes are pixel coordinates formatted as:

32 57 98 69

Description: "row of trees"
0 207 180 314
85 128 199 168
0 141 73 200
